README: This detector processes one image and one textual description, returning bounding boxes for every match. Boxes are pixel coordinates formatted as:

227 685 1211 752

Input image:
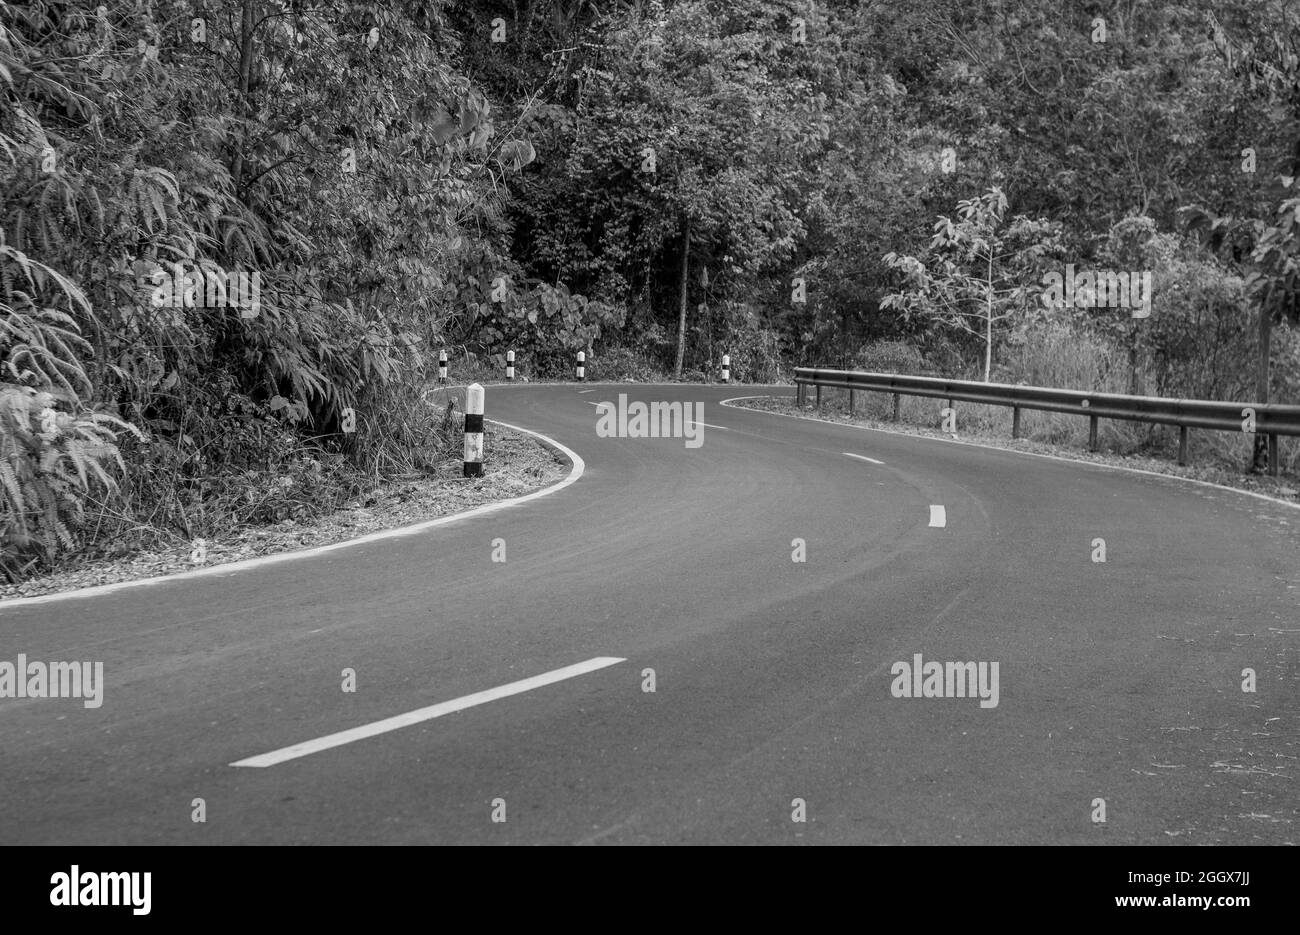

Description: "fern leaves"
0 384 132 578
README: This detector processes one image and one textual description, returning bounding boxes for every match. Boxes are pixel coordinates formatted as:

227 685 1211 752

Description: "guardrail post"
789 367 1300 471
463 383 484 477
506 350 515 381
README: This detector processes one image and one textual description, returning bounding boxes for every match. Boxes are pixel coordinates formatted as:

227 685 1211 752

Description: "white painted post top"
466 383 484 415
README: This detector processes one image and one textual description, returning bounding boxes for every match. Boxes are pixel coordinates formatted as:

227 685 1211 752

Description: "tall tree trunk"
1256 137 1300 470
1128 330 1139 395
841 305 850 369
231 0 257 194
1129 318 1146 396
983 254 993 382
674 216 691 378
1252 286 1272 471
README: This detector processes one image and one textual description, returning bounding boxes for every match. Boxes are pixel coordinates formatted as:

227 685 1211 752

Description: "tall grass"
831 325 1300 475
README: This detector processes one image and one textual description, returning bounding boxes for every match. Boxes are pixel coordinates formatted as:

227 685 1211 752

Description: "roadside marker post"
464 383 484 477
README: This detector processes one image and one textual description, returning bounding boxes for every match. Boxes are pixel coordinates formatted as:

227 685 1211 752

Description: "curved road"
1 384 1297 844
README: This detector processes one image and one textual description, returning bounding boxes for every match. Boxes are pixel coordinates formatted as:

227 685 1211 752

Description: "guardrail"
793 368 1300 475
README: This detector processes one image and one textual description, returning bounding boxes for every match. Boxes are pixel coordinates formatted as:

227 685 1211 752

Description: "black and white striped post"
721 354 730 384
506 350 515 381
463 383 484 477
576 350 585 382
438 349 448 384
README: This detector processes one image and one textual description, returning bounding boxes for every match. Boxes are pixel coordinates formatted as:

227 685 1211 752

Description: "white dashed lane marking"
230 657 626 768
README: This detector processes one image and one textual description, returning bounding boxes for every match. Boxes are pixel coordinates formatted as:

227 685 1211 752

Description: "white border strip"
0 419 584 611
231 656 626 767
722 394 1300 513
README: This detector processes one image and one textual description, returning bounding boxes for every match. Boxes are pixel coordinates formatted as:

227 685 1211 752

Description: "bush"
0 237 139 578
996 321 1127 392
722 314 786 383
588 346 669 382
854 340 929 375
474 283 626 379
0 386 138 580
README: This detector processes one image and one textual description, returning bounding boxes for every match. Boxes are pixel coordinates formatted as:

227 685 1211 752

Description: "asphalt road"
2 383 1297 844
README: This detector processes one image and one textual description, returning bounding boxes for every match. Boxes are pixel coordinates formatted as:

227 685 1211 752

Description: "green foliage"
715 302 786 383
586 346 669 383
3 0 1300 578
882 188 1062 381
473 281 624 377
854 340 930 376
1096 219 1255 399
0 0 553 574
507 0 835 374
0 384 139 579
0 222 139 575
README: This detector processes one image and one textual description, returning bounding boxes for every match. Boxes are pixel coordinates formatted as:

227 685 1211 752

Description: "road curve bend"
1 384 1296 844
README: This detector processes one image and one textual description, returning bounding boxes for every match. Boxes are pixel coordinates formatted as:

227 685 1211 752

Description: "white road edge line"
231 656 626 768
929 505 947 528
843 452 885 465
578 389 595 394
0 419 584 612
720 394 1300 513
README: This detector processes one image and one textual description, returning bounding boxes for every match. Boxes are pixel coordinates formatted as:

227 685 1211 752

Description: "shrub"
588 346 668 382
0 386 138 579
0 238 139 578
722 314 786 383
854 339 929 375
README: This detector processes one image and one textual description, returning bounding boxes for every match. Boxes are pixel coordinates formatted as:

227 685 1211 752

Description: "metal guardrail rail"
793 368 1300 475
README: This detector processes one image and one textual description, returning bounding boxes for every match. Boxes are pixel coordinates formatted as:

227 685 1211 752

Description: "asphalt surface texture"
2 383 1297 844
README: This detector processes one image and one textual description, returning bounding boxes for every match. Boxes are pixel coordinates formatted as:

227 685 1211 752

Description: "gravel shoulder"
0 423 567 603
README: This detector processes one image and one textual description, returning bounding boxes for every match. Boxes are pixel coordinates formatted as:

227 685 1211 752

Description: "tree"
882 188 1059 381
1184 2 1300 469
511 0 824 376
0 0 533 565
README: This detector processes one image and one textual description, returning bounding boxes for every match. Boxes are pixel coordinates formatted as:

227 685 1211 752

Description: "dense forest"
3 0 1300 579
